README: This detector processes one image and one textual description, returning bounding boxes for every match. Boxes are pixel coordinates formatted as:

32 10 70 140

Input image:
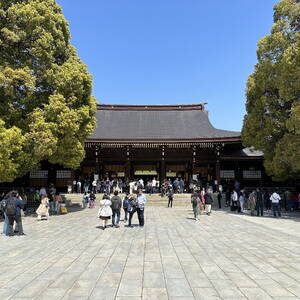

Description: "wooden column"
215 160 221 184
159 146 166 181
191 145 197 177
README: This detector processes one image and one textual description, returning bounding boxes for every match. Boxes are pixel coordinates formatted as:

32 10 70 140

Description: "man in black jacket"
256 188 264 217
110 191 122 228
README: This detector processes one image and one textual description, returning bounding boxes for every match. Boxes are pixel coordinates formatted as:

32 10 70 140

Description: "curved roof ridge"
97 103 205 111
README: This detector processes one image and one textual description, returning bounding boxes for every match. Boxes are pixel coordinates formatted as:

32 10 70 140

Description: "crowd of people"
0 185 65 236
1 176 299 236
97 190 147 230
71 177 188 195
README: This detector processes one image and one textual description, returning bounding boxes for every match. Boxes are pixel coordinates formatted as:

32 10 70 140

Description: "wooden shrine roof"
87 104 241 143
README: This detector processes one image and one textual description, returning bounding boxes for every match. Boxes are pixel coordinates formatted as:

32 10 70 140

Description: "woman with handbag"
98 196 112 230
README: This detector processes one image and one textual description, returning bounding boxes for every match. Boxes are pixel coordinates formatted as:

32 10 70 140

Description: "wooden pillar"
215 160 221 184
191 145 197 178
160 146 166 181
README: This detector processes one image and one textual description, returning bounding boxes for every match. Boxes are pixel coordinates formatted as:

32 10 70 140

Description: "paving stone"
1 206 300 299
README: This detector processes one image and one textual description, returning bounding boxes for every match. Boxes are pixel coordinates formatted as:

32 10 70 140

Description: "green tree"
0 0 96 182
242 0 300 181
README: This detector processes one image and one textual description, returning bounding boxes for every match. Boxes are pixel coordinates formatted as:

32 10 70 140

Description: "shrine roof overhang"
221 147 264 160
88 103 241 142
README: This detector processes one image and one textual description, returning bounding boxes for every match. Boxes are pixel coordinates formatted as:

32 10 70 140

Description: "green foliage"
0 0 96 182
242 0 300 181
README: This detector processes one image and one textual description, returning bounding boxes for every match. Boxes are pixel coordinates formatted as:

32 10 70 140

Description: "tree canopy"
242 0 300 181
0 0 96 182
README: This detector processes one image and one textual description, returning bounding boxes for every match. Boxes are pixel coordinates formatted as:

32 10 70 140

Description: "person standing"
239 191 245 213
231 190 238 211
167 188 174 208
127 194 138 227
248 190 257 216
137 189 147 227
77 180 82 194
264 191 271 211
204 190 214 216
270 191 281 217
217 191 222 209
256 188 264 217
6 191 25 236
191 192 200 221
151 177 157 194
0 192 11 235
122 193 130 223
82 192 89 209
98 197 112 230
110 191 122 228
36 194 50 221
92 179 97 193
89 192 96 208
54 192 63 215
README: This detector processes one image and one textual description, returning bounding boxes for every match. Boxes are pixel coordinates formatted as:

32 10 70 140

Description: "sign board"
56 170 71 179
220 170 235 179
134 170 157 175
166 172 177 177
117 172 125 177
243 170 261 179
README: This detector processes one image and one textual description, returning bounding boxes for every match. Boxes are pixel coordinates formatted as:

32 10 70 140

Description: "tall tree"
0 0 96 182
242 0 300 181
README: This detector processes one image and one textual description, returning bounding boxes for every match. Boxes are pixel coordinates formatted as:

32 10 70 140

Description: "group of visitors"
82 192 96 208
98 189 147 230
191 189 214 220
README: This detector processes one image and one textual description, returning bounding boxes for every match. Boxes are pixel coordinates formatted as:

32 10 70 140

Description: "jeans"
256 201 264 216
112 210 120 225
49 202 55 214
239 200 245 212
123 208 128 221
2 214 9 235
137 207 145 226
7 215 23 235
272 203 281 217
128 210 136 226
193 207 199 219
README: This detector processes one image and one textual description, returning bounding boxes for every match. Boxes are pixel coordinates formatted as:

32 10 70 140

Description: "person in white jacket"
98 196 112 230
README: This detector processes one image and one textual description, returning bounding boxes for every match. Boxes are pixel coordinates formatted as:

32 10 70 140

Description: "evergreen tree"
242 0 300 181
0 0 96 182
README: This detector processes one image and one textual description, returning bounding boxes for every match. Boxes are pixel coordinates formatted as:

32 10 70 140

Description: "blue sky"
57 0 278 131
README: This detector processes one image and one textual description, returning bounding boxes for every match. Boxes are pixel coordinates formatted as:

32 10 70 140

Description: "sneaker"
115 224 120 228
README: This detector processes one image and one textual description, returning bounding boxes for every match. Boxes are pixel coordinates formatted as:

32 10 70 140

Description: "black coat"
204 193 214 204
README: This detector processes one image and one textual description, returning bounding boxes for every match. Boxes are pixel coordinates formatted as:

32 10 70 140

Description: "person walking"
248 190 257 216
270 191 281 217
110 191 122 228
122 193 130 223
231 190 238 211
167 188 174 208
191 192 200 221
204 190 214 216
36 194 49 221
137 189 147 227
256 188 264 217
128 194 138 227
98 197 112 230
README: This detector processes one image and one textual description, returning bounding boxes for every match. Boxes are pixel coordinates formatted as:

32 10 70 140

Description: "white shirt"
270 192 281 203
152 179 156 187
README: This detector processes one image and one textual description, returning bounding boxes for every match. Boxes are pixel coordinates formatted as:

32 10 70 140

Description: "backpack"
4 197 17 216
191 196 198 206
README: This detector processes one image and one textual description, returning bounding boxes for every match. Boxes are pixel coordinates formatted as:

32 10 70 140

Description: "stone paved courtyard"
1 206 300 300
